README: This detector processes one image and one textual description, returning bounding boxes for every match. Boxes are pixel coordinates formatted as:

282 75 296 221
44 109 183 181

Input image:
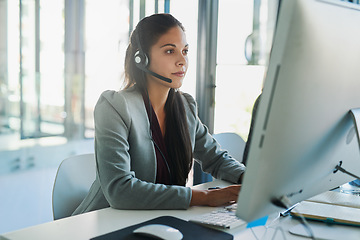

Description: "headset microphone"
134 30 173 83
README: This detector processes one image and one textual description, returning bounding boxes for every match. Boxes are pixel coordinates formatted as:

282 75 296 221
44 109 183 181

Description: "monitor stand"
350 108 360 147
336 108 360 195
332 108 360 184
272 109 360 212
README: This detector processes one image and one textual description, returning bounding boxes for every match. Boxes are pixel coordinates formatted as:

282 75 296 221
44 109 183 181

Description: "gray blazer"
73 86 246 215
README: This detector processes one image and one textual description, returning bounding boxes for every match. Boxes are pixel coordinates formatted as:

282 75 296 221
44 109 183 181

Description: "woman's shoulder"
181 92 196 107
95 87 141 114
180 92 197 117
97 86 139 104
100 86 138 100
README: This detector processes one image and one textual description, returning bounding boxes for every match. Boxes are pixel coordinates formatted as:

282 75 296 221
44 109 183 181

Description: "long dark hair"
124 14 193 186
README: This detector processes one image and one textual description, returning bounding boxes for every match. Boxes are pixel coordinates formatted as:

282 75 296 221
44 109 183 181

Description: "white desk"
2 180 360 240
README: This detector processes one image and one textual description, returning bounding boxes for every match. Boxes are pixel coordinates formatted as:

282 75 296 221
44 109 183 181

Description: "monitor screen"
236 0 360 222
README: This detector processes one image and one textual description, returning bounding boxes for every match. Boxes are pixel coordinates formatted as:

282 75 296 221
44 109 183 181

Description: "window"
214 0 264 141
84 0 129 137
3 0 65 140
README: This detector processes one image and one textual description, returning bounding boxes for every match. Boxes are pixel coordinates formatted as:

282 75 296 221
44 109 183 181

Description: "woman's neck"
146 83 169 137
146 83 169 113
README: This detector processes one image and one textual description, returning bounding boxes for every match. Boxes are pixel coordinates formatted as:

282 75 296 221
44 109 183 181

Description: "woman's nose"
177 53 187 66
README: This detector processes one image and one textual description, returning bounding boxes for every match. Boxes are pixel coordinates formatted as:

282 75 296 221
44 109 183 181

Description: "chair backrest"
212 132 246 163
52 153 96 220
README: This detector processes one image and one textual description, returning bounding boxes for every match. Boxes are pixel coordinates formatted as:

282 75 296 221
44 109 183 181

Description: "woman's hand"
190 185 241 207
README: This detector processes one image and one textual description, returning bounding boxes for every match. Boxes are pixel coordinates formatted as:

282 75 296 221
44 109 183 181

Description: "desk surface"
2 180 360 240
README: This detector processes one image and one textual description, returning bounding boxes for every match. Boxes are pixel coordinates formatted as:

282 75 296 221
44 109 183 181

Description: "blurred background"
6 0 358 234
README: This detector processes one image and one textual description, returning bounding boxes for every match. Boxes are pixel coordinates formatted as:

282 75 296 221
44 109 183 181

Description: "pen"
208 187 221 190
280 203 299 217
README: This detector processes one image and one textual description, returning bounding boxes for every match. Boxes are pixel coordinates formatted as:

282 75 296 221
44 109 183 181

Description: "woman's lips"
172 71 185 77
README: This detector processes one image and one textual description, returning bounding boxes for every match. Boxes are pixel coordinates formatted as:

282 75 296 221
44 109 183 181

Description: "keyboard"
189 205 246 229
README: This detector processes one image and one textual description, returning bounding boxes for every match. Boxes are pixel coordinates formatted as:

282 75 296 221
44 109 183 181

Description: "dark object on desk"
133 224 183 240
280 203 299 217
242 93 261 167
90 216 233 240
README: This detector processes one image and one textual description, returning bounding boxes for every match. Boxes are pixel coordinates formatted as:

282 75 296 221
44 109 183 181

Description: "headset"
134 29 173 83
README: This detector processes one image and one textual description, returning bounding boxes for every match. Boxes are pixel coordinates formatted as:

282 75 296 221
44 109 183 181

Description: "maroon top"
142 95 172 185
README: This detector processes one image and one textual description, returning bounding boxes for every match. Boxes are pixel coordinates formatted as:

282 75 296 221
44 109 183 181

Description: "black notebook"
91 216 233 240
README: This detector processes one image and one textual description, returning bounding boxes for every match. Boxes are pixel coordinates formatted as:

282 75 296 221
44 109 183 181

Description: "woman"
73 13 245 215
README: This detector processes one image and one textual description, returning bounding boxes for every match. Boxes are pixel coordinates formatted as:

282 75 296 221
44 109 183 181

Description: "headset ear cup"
134 50 149 68
143 54 149 67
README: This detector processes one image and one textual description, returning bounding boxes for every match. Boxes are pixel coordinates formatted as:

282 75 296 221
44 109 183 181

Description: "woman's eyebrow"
160 43 189 48
160 43 176 48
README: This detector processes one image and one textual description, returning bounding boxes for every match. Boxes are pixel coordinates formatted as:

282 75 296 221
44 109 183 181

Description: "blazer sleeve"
94 90 192 210
182 93 246 184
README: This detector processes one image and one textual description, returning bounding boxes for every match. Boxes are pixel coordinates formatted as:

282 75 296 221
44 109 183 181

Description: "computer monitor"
236 0 360 222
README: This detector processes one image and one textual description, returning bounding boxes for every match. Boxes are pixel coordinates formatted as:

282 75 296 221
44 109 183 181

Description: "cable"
291 207 316 240
270 226 288 240
334 164 360 180
151 137 172 180
145 88 173 182
249 215 289 240
272 196 316 240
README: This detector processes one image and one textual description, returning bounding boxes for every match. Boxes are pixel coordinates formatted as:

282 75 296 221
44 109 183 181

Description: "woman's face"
148 26 189 89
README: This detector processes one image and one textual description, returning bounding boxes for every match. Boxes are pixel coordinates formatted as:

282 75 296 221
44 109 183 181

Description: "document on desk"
306 191 360 208
289 221 360 240
291 191 360 226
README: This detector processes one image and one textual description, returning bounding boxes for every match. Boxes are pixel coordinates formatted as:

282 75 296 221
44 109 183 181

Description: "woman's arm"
190 185 241 207
182 93 246 183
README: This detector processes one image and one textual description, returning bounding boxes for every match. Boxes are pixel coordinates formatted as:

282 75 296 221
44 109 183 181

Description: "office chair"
52 153 96 220
194 132 246 184
212 132 246 163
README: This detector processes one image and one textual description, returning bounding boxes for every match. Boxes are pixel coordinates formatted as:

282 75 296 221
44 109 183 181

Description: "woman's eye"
166 49 174 54
183 49 189 55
